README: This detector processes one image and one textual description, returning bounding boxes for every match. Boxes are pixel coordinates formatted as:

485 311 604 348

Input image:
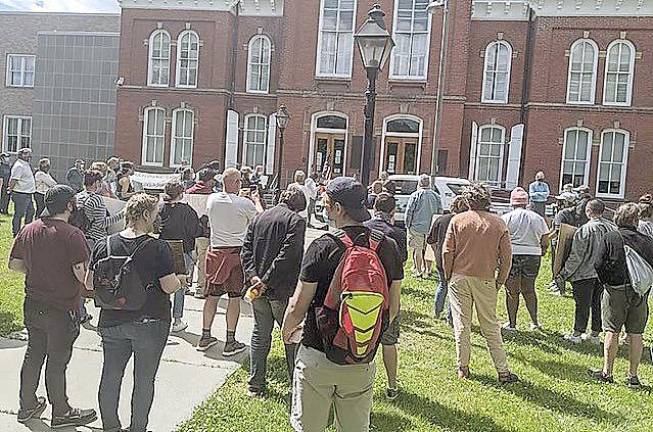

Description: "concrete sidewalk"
0 228 327 431
0 296 254 432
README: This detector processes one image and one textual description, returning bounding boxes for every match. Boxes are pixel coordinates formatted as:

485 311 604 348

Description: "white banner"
132 171 180 191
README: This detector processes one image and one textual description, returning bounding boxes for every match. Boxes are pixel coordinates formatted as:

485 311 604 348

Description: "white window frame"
559 127 593 192
242 114 268 168
2 115 31 153
246 35 272 94
389 0 432 81
596 129 629 199
473 124 505 186
176 30 200 88
481 41 512 104
141 107 166 167
308 111 349 176
315 0 357 79
148 30 171 87
379 114 423 174
5 54 35 88
566 38 599 105
603 40 635 107
170 108 194 168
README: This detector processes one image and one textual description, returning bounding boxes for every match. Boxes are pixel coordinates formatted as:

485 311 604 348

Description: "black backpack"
70 196 91 234
93 235 154 311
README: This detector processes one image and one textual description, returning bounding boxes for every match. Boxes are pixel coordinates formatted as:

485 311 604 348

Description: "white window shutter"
468 121 478 181
505 124 524 190
225 110 239 168
266 113 277 175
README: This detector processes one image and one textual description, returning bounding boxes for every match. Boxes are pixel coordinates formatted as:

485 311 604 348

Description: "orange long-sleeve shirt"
442 210 513 285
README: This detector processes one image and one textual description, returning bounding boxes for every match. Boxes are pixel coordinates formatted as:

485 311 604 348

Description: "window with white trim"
597 130 629 198
390 0 431 80
316 0 356 78
247 35 271 93
176 30 199 88
560 128 592 189
171 109 194 167
3 116 31 153
6 55 35 88
566 39 598 104
244 114 267 167
482 41 512 103
474 125 504 185
603 40 635 106
142 107 166 166
148 30 171 87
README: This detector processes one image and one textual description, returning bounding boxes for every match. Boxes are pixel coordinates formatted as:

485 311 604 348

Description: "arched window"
316 115 347 130
142 107 166 166
171 108 194 167
381 115 422 175
597 129 629 198
390 0 431 80
603 40 635 106
482 41 512 103
316 0 356 78
560 127 592 189
474 125 505 185
148 30 171 87
247 35 272 93
176 30 199 88
243 114 268 167
566 39 598 104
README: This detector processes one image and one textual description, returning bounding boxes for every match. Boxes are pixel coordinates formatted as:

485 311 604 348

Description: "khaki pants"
449 274 509 374
291 345 375 432
194 237 210 294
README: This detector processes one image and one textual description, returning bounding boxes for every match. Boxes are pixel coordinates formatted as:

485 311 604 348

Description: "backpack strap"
129 236 154 260
327 229 354 248
369 229 384 253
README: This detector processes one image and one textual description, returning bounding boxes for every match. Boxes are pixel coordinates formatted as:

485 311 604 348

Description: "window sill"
602 102 632 108
315 76 352 82
481 99 509 105
5 85 34 89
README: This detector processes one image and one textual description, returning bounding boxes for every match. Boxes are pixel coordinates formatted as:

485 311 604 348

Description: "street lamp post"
354 4 394 188
427 0 449 182
274 104 290 202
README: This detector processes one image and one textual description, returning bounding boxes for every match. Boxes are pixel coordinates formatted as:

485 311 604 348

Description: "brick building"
114 0 653 201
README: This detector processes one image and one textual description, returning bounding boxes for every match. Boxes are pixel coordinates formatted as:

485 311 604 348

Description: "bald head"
222 167 241 193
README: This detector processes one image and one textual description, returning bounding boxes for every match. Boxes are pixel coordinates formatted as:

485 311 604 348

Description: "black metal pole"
274 128 285 204
361 67 378 188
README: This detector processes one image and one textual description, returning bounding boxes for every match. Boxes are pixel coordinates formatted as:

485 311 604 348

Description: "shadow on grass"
401 283 435 303
474 373 624 425
395 390 515 432
515 355 593 383
370 411 416 431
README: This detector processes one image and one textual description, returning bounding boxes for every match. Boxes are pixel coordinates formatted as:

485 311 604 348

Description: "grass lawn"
0 212 25 336
179 255 653 432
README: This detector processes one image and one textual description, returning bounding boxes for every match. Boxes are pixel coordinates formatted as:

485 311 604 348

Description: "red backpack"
315 229 390 365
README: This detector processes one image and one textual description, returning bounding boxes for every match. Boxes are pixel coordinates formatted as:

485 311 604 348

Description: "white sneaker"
530 323 543 331
581 333 601 345
563 333 582 344
502 322 517 332
171 321 188 333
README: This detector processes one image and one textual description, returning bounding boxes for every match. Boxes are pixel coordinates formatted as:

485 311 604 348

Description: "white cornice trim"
118 0 283 16
472 1 653 20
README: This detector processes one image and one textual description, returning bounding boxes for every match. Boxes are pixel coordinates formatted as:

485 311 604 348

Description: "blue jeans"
12 192 34 236
248 296 296 392
98 320 169 432
434 268 453 324
172 252 194 320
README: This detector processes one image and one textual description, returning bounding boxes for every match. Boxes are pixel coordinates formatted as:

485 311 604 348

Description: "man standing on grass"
198 168 263 355
9 185 97 428
528 171 550 218
282 177 403 432
501 187 549 332
364 192 407 400
241 187 307 397
442 183 519 383
590 203 653 389
66 159 85 193
405 174 442 278
9 148 36 237
560 199 615 345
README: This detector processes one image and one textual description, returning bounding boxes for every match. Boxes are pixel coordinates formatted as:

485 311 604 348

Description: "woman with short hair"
34 158 57 217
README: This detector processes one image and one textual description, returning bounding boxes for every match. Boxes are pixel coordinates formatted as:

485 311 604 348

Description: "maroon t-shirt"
10 219 90 311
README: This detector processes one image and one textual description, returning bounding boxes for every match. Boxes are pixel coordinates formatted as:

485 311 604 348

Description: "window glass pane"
317 115 347 130
386 118 419 133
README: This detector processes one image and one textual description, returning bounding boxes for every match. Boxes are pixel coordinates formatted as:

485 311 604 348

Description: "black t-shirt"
299 226 404 353
92 234 175 327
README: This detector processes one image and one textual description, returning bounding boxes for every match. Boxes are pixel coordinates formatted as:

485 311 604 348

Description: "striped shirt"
76 191 124 243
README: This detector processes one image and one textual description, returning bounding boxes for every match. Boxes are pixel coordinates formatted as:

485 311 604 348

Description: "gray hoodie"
561 217 616 282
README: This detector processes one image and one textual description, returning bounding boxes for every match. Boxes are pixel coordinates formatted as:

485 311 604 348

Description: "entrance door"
384 138 418 175
315 133 345 177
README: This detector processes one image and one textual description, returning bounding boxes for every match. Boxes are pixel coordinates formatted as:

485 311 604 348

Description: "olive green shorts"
602 286 649 335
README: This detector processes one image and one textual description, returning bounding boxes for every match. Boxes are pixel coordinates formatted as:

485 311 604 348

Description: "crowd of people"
5 154 653 432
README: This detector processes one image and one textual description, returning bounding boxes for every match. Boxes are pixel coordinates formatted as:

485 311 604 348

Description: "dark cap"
326 177 370 222
44 185 76 215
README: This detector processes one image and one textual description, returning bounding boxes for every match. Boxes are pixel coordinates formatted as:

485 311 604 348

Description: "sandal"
588 368 614 384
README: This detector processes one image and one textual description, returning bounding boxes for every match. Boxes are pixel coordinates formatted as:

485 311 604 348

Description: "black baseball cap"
44 185 76 215
326 177 370 222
